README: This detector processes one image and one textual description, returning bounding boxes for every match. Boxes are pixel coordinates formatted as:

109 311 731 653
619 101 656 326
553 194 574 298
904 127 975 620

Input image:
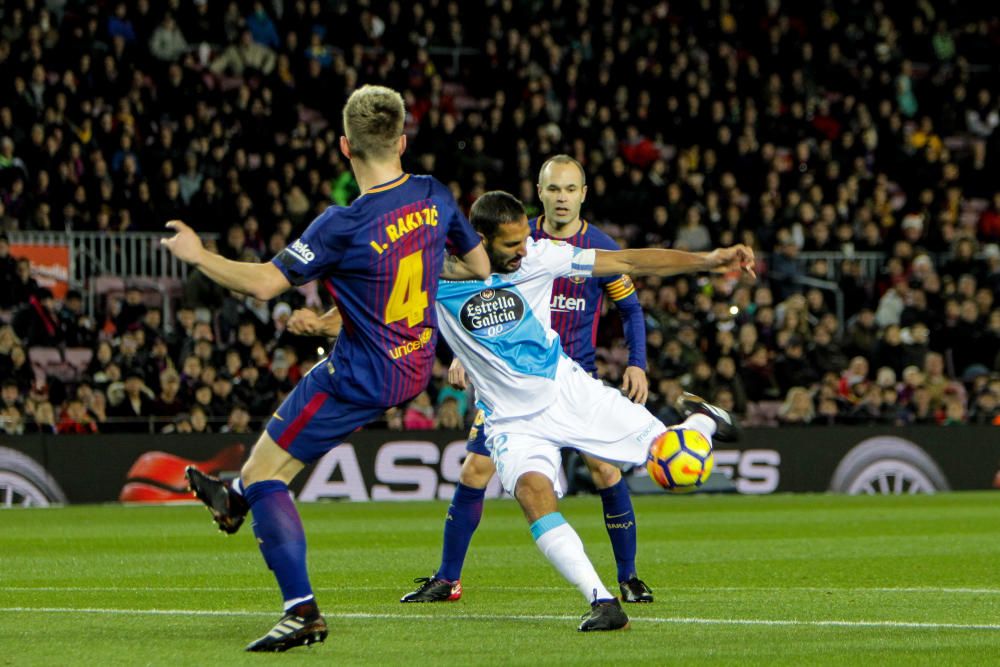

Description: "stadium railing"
10 230 217 320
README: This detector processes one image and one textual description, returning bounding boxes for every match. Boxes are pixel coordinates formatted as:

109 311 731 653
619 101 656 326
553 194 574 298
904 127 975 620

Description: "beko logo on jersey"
550 294 587 312
287 239 315 263
460 288 524 336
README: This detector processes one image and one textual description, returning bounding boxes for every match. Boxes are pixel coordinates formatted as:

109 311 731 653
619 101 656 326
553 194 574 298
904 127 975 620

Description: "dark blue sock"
244 480 314 609
435 483 486 582
599 477 638 582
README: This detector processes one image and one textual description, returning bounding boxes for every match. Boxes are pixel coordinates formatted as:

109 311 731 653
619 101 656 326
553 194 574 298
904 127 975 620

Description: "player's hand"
288 308 323 335
706 244 756 279
621 365 649 404
160 220 206 264
448 357 467 389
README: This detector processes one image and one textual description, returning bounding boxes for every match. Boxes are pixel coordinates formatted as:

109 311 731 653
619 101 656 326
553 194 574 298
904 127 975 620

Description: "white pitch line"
1 607 999 631
5 585 1000 595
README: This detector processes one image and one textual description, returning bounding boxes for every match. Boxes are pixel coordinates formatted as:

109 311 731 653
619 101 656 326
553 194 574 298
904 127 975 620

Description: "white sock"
283 594 314 612
531 513 613 603
681 413 716 441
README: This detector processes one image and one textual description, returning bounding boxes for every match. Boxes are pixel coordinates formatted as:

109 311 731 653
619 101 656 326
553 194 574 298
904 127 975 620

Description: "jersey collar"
365 173 410 194
536 214 587 239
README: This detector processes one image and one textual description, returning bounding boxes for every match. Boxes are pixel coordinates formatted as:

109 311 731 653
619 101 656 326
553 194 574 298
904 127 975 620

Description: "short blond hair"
342 85 405 161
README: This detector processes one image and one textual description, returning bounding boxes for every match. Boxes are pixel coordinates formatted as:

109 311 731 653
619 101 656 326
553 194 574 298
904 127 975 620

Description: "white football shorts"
484 357 667 496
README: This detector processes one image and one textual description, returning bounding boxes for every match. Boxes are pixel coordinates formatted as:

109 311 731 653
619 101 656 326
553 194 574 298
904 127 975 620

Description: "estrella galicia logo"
460 288 524 336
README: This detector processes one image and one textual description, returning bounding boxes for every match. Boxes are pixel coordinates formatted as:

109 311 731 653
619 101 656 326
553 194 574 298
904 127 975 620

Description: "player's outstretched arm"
592 244 756 279
440 244 491 280
160 220 291 301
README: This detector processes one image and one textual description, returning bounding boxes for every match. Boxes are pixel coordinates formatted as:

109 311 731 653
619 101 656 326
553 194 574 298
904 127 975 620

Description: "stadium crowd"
1 0 1000 434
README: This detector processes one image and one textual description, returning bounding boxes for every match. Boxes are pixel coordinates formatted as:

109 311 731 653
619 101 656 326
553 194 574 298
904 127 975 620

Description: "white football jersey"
436 238 597 420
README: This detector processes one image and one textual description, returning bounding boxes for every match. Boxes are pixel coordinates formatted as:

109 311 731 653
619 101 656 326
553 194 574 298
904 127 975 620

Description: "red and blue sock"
599 477 638 582
435 483 486 582
244 480 314 610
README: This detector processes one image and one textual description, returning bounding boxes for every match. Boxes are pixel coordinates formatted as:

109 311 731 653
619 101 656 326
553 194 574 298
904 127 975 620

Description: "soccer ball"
646 428 714 493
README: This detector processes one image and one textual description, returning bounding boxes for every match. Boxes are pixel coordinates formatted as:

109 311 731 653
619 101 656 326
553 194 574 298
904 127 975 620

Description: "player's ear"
398 134 406 155
339 135 352 160
581 184 588 203
477 232 486 245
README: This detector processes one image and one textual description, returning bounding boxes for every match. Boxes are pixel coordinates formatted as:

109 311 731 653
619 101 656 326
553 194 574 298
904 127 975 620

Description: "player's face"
486 217 531 273
538 162 587 228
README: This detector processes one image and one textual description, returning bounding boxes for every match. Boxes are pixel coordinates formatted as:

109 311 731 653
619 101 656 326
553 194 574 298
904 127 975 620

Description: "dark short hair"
469 191 526 240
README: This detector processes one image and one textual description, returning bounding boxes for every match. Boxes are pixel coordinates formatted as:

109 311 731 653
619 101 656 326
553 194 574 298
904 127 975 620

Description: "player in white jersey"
434 191 754 631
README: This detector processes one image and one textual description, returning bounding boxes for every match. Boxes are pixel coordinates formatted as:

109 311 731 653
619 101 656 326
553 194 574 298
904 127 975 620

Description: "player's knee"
585 457 622 490
514 472 557 521
241 433 301 486
459 453 494 488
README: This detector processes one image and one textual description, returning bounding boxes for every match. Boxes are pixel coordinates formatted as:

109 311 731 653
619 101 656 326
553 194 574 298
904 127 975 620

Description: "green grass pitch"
2 492 999 665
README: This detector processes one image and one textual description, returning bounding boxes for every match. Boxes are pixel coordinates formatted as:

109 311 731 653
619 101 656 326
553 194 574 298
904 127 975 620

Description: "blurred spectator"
221 403 252 434
0 235 17 307
107 370 156 433
153 369 185 418
778 387 815 425
189 404 212 434
25 399 56 434
436 397 463 429
403 391 435 430
0 404 25 435
774 336 819 395
114 287 148 335
149 13 189 63
210 30 276 77
8 259 40 310
12 287 63 347
57 397 98 434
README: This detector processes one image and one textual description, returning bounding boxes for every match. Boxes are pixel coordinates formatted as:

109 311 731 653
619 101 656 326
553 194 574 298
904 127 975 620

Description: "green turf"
2 492 1000 665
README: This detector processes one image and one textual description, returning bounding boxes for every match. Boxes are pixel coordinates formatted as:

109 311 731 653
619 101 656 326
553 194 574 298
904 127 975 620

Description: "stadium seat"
28 346 76 385
93 275 126 296
64 347 94 373
28 346 62 368
745 401 783 427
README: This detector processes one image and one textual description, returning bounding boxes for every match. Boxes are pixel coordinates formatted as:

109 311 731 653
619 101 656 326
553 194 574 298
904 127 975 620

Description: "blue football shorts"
265 368 385 464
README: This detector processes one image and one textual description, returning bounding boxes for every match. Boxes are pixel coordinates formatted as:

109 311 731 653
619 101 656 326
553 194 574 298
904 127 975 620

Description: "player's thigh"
552 369 666 467
486 430 563 497
264 371 384 466
242 431 305 485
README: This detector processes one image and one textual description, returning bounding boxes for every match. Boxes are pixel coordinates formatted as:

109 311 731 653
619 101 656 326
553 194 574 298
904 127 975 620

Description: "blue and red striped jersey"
530 216 645 373
272 173 481 407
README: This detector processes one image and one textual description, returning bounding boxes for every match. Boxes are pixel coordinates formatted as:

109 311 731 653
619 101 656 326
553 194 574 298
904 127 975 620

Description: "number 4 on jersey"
385 250 429 328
